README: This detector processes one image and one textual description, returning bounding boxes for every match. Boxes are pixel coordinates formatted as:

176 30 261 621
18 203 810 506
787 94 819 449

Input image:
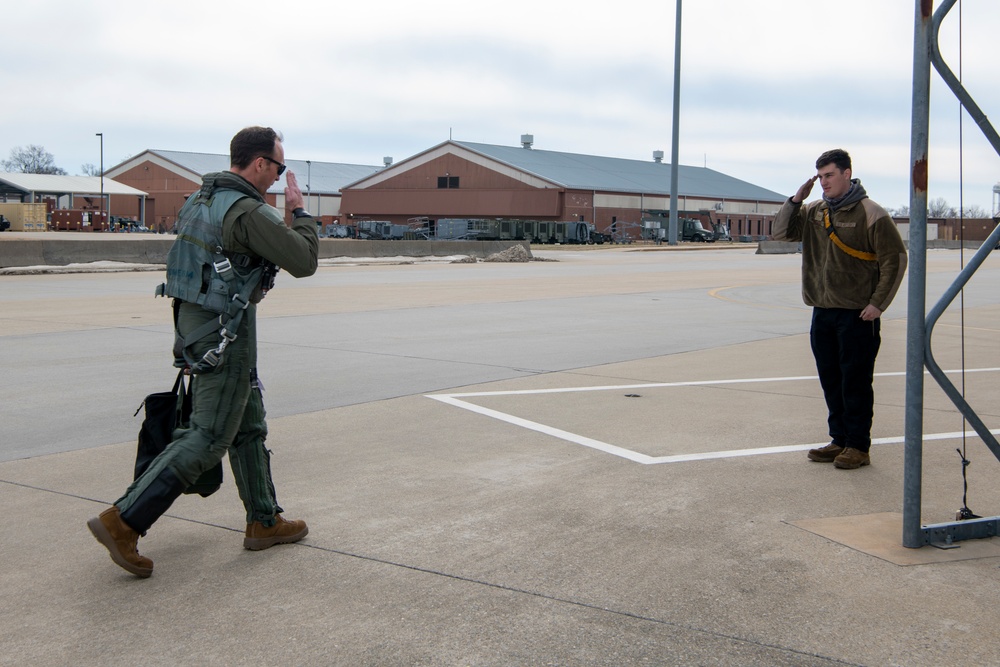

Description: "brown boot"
807 442 845 463
834 447 871 469
87 506 153 577
243 514 308 551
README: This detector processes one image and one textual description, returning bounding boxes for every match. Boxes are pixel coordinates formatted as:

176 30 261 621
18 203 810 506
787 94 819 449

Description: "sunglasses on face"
260 156 286 176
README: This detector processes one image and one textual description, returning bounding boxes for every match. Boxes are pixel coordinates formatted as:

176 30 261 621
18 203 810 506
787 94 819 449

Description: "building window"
437 176 459 189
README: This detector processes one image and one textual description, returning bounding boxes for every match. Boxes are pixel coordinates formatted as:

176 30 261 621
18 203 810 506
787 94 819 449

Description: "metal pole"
306 160 312 214
667 0 682 246
96 133 104 230
903 0 932 549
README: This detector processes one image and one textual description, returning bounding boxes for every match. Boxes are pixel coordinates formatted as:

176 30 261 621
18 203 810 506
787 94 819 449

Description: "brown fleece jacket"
772 183 907 312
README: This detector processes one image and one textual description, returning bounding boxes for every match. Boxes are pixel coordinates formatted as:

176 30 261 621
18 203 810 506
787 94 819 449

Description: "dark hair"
816 149 851 172
230 126 283 169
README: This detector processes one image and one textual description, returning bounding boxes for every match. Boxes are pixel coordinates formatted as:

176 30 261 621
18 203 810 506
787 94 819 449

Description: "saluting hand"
791 175 818 204
283 171 306 223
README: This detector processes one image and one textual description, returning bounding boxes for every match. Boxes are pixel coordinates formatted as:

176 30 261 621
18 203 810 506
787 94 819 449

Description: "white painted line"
638 430 1000 465
442 367 1000 399
427 368 1000 465
428 394 659 464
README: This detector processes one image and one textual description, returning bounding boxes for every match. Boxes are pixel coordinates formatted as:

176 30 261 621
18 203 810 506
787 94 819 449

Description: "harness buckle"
231 292 250 310
213 256 233 278
200 349 220 368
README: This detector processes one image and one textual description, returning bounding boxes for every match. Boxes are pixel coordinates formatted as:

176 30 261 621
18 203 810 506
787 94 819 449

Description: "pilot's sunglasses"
261 156 286 176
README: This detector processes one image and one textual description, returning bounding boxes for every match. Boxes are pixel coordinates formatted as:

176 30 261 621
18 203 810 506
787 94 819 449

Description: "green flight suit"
115 171 318 528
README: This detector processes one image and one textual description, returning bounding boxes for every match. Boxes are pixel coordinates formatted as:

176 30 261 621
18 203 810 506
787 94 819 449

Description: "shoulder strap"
173 264 265 373
823 209 877 262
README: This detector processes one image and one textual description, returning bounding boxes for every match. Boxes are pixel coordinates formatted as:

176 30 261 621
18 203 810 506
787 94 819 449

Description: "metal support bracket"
904 0 1000 547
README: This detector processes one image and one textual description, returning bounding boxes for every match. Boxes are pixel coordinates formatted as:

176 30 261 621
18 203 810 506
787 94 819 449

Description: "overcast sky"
5 0 999 213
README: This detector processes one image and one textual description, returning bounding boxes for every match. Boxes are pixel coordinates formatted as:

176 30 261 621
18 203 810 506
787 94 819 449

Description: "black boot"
120 467 186 535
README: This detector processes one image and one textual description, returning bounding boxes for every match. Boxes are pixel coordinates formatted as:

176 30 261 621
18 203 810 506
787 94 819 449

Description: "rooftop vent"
383 156 393 167
521 134 534 149
653 150 664 163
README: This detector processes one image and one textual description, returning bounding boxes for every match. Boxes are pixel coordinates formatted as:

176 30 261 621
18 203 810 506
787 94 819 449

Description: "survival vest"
156 187 278 373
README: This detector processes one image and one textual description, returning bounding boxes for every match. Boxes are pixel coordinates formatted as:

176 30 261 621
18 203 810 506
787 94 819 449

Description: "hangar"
101 138 787 240
339 136 787 240
105 150 383 230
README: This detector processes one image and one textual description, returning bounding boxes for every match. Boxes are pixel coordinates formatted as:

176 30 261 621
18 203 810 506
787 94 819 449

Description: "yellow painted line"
708 286 807 311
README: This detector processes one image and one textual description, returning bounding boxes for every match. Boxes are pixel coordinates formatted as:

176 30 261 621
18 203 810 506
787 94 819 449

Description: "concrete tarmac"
3 245 1000 666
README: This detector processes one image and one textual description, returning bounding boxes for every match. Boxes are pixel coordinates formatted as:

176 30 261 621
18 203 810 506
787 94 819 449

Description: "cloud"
3 0 999 212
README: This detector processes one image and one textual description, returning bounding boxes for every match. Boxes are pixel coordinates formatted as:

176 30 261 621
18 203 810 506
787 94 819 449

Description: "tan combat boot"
87 506 153 577
834 447 871 469
243 514 309 551
807 442 845 463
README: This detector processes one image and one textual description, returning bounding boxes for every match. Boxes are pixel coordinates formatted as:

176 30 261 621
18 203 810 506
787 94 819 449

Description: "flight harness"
164 254 273 374
155 189 278 374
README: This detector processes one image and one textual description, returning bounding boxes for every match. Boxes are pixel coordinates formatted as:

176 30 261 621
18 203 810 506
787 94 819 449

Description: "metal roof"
452 141 786 202
143 150 384 196
0 173 148 198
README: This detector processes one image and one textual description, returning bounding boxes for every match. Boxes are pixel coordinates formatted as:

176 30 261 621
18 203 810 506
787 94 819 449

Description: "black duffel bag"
133 369 223 497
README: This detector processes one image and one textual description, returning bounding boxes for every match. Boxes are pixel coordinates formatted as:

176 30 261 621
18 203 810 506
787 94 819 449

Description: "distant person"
772 149 906 469
87 126 319 577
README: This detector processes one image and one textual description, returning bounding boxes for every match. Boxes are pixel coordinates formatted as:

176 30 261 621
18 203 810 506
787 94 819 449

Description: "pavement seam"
296 540 866 667
7 479 863 667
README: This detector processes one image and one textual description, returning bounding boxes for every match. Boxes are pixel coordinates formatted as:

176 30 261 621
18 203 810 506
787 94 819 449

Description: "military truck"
677 217 714 242
642 210 715 242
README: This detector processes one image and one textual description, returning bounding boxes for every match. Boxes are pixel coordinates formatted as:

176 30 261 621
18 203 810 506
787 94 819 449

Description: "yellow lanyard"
823 209 877 262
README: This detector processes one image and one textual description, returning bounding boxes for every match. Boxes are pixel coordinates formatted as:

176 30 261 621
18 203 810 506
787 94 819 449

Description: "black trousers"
810 307 881 452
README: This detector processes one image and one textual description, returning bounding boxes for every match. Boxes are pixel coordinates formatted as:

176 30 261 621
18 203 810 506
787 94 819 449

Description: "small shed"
0 172 151 229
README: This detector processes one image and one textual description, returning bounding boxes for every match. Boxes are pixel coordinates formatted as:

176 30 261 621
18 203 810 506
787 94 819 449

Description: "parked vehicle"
587 227 611 245
322 224 356 238
325 217 601 244
435 218 528 241
523 220 555 244
355 220 406 239
494 218 526 241
435 218 481 240
551 221 590 244
679 217 715 242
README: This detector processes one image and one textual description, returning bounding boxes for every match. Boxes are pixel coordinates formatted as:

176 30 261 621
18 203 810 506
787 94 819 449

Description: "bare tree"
2 145 67 175
80 163 101 177
890 201 991 218
962 204 988 218
928 197 956 218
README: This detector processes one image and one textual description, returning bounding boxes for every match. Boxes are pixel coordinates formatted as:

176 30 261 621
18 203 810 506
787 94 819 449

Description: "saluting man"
88 126 319 577
772 149 906 470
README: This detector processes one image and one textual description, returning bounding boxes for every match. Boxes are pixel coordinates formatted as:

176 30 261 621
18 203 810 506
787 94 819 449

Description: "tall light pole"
667 0 682 245
96 132 104 230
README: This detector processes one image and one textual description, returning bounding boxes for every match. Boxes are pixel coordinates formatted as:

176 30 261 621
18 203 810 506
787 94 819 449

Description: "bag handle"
172 368 188 426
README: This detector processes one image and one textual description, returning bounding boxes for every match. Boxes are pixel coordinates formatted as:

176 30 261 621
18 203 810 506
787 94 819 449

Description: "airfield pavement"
2 241 1000 666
